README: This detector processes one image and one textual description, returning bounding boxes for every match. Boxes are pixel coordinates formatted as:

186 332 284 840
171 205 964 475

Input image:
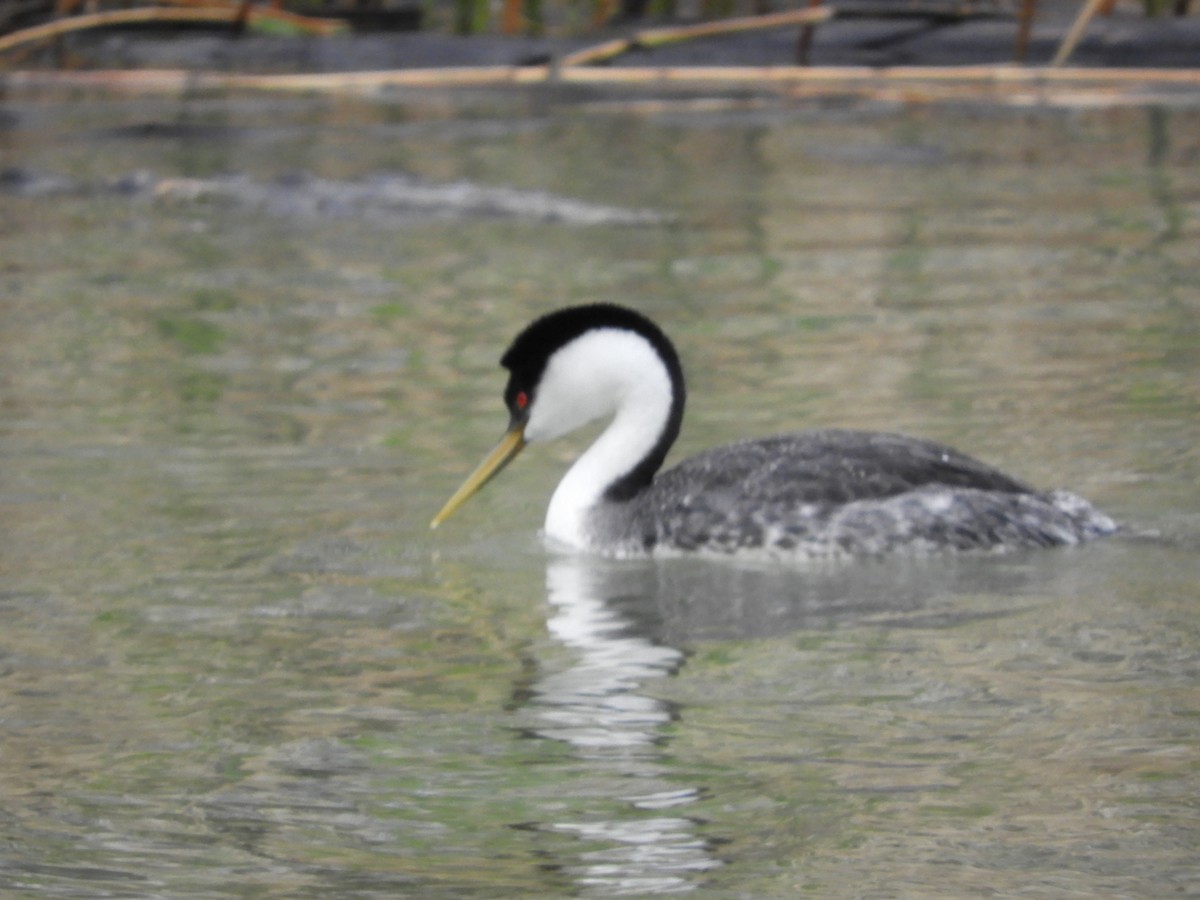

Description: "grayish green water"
2 85 1198 896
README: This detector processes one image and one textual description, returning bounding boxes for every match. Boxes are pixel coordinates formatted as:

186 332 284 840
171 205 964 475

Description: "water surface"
1 85 1198 896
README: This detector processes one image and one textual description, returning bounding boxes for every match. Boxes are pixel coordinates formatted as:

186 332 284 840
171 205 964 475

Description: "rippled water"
2 84 1198 897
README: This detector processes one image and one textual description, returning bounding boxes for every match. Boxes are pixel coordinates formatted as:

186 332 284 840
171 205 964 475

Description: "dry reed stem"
0 4 346 56
4 65 1200 106
560 6 834 67
1050 0 1110 67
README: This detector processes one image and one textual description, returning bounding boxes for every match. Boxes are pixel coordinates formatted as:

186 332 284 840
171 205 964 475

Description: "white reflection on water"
519 549 1057 893
552 817 716 896
527 557 719 894
537 558 683 747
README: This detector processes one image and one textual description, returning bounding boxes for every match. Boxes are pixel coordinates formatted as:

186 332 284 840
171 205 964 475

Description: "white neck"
522 329 674 550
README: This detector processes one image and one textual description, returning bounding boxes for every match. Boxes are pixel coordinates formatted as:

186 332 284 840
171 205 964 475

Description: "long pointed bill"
430 423 527 529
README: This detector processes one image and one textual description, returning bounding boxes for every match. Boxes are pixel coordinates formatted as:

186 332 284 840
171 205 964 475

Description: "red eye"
516 391 528 410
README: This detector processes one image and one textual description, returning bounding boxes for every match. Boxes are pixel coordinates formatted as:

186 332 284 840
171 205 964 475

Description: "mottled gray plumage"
588 429 1116 559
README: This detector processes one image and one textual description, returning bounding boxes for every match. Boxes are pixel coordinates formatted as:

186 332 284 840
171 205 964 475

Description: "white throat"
522 329 675 550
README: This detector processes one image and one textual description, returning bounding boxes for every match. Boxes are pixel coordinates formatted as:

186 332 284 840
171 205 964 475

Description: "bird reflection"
523 556 716 894
534 558 684 749
518 551 1044 894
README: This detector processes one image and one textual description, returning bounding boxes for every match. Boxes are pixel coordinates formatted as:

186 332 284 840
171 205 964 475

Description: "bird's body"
432 304 1116 559
568 429 1112 559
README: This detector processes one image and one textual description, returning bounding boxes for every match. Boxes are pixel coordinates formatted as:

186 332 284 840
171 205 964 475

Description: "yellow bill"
430 423 527 529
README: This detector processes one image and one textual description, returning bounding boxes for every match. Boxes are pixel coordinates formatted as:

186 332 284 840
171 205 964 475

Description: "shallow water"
1 85 1199 897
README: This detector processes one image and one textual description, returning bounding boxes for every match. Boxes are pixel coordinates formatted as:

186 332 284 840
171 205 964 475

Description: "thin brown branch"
0 3 347 56
12 65 1200 106
560 6 834 67
1051 0 1108 67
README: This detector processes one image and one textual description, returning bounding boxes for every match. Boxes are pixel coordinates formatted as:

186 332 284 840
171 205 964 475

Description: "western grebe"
431 304 1116 559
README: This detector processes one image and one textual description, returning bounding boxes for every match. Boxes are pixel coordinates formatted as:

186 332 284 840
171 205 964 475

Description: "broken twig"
0 3 347 56
560 6 834 67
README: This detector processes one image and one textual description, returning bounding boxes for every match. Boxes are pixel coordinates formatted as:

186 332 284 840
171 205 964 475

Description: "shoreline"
2 6 1198 73
6 64 1200 108
2 5 1196 103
